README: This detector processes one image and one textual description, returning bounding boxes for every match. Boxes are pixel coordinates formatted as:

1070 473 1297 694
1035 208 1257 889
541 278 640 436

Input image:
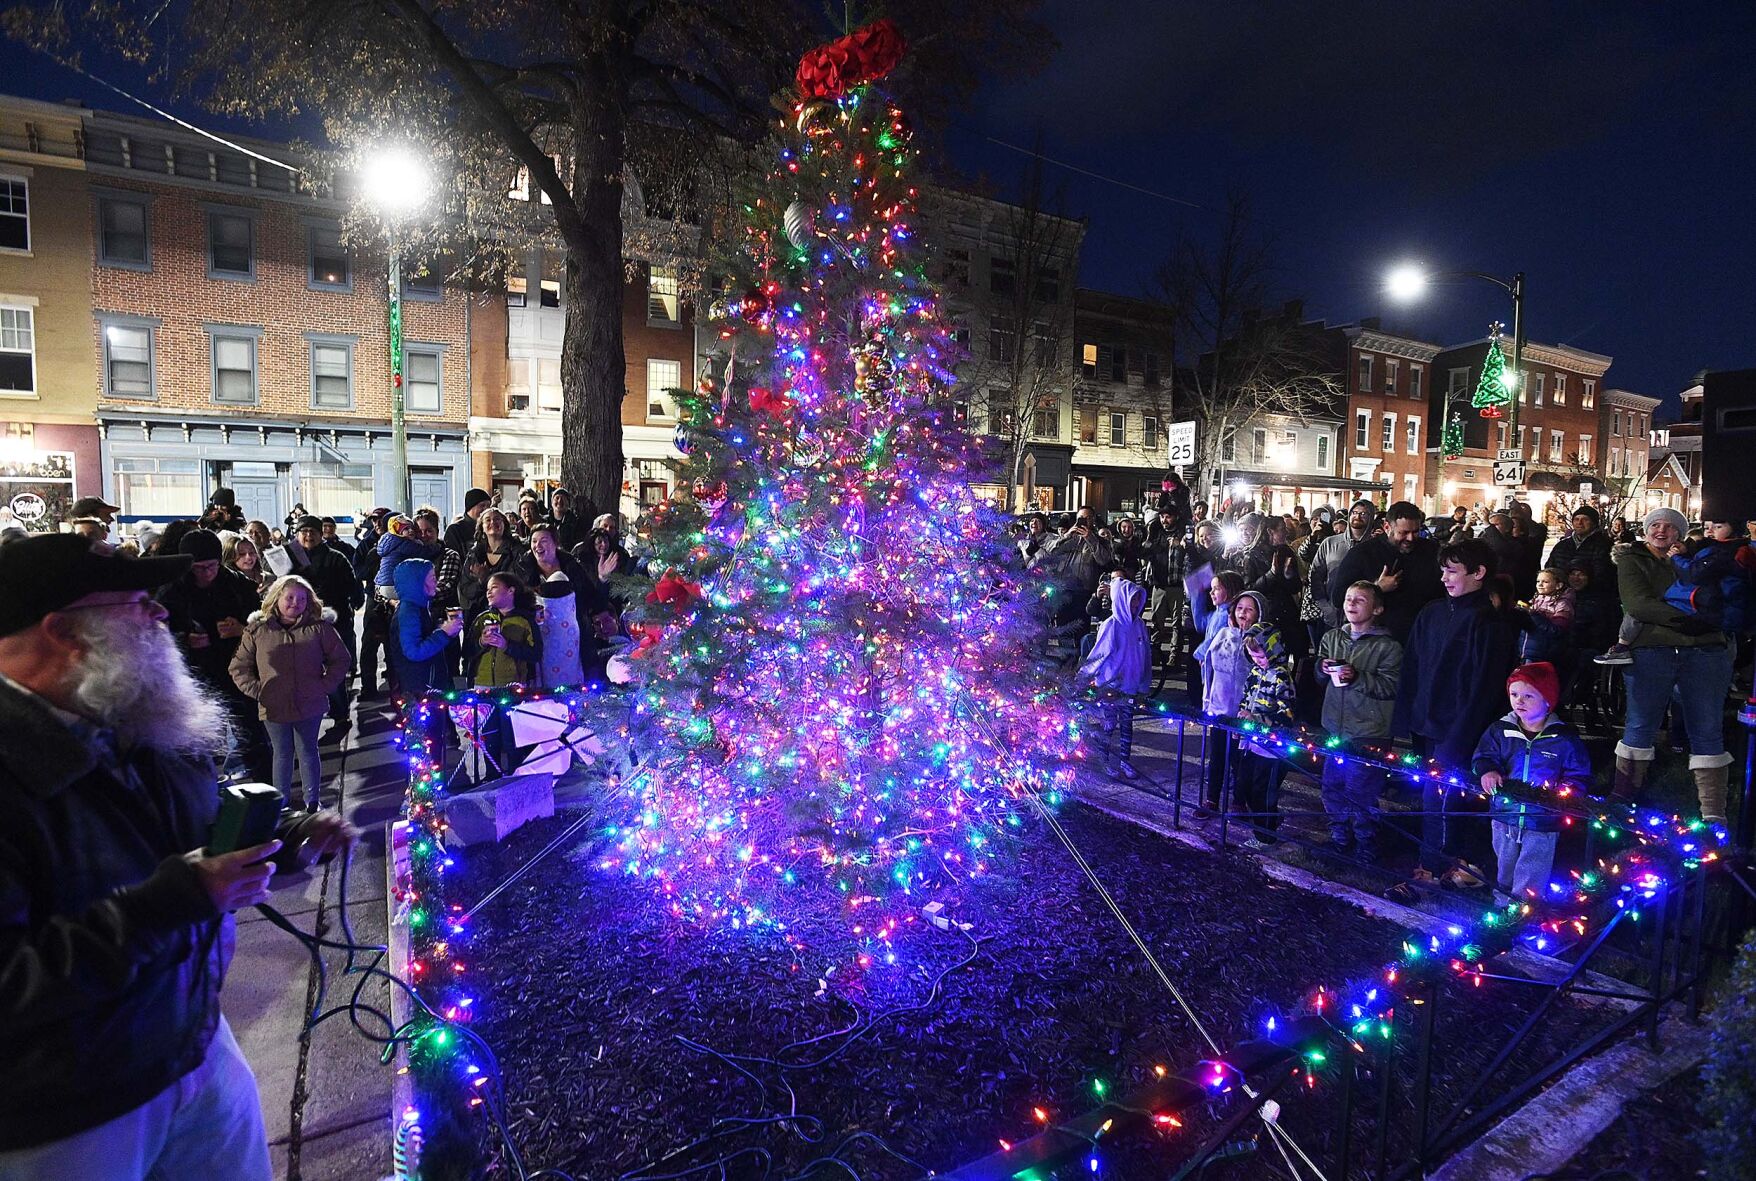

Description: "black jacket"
1393 588 1521 767
289 540 363 625
0 680 324 1148
1546 529 1616 597
442 514 479 556
156 568 263 692
1330 534 1444 642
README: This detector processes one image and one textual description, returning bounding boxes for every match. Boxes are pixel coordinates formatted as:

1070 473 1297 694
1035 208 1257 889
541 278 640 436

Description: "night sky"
10 2 1752 415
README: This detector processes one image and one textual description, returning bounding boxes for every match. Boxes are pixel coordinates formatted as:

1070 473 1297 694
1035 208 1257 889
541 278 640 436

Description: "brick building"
1339 321 1443 507
1601 388 1660 502
0 96 103 527
1428 337 1611 515
79 106 473 523
1069 288 1174 514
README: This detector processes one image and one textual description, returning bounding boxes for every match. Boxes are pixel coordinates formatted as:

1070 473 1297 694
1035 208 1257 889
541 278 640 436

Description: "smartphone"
208 783 284 856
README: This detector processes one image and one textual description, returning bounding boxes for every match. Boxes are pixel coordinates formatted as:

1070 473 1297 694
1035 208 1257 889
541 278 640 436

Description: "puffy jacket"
1472 711 1592 833
1317 624 1402 739
229 608 350 723
1618 542 1726 649
1330 533 1444 641
1546 528 1615 591
465 609 541 688
0 679 331 1150
391 559 452 697
1239 622 1295 728
376 530 437 590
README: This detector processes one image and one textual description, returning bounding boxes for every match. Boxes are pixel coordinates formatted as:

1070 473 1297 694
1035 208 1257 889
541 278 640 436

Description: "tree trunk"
560 77 629 525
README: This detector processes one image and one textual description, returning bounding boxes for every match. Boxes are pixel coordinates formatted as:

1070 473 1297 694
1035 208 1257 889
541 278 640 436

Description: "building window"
1142 415 1159 450
1081 343 1098 377
1532 372 1545 406
1315 435 1330 471
536 358 561 412
1034 265 1060 303
101 318 155 399
1612 410 1621 437
1407 416 1421 455
1221 425 1236 463
97 194 150 268
1385 358 1399 394
647 358 681 421
308 335 356 409
989 255 1015 296
113 458 201 518
952 326 971 352
1382 413 1396 452
402 265 443 302
0 306 35 394
1357 354 1372 393
1109 410 1126 448
1579 435 1592 464
943 248 969 287
1144 351 1160 386
1555 373 1568 404
1549 429 1563 462
1404 473 1418 502
1354 409 1370 450
405 346 443 413
1498 422 1510 452
1031 404 1058 439
205 208 254 279
1032 323 1056 367
506 275 528 307
539 254 561 307
647 265 681 326
0 176 27 252
1610 446 1621 478
1448 367 1470 396
506 358 532 413
987 316 1015 364
1410 364 1424 402
207 327 259 405
1582 379 1595 408
1253 427 1267 461
307 224 350 291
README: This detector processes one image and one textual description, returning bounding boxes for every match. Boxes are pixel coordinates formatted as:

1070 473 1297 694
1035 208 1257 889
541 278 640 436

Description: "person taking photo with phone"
0 534 353 1180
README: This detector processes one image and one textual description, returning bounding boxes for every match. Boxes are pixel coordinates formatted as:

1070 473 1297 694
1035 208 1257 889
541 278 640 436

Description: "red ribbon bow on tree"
748 386 793 416
626 621 662 658
646 572 703 611
795 19 907 99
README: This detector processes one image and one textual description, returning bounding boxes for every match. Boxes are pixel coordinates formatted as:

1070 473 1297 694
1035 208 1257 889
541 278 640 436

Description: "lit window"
647 358 681 421
1384 358 1398 394
308 225 350 290
1381 413 1396 452
1407 417 1421 455
647 265 681 325
1354 410 1369 450
103 321 154 399
1081 343 1098 376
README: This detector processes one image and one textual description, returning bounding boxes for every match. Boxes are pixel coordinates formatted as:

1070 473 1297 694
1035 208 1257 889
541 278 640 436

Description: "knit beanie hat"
1643 506 1687 536
1507 662 1561 712
178 529 223 562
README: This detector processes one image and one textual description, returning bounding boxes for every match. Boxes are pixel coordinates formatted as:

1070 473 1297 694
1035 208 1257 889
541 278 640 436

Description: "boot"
1691 760 1731 828
1612 753 1649 802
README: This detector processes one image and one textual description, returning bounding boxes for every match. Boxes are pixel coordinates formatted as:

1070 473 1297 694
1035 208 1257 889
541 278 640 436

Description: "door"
231 478 282 527
410 468 453 517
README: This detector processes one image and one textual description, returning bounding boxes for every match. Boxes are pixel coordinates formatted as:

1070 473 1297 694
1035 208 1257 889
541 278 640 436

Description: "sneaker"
1114 760 1141 782
1386 869 1437 903
1594 645 1634 666
1242 836 1268 850
1441 862 1488 890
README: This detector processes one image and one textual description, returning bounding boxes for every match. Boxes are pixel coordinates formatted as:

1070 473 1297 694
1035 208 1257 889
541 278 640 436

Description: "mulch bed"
454 803 1610 1179
1538 1068 1707 1180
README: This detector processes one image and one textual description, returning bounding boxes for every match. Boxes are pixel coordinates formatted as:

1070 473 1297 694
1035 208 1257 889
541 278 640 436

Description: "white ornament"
784 201 815 250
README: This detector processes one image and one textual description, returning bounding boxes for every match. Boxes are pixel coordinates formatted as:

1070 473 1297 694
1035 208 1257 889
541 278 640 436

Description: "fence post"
1738 699 1756 852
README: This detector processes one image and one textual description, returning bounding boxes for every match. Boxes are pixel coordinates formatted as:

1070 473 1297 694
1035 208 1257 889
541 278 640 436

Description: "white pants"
1491 821 1558 901
0 1017 271 1181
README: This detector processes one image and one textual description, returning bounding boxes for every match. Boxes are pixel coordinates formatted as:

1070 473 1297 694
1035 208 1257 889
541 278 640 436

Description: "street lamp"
1384 263 1526 439
360 147 433 513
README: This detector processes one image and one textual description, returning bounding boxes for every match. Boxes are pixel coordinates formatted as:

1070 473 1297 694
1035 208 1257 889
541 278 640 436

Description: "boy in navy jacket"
1473 662 1592 904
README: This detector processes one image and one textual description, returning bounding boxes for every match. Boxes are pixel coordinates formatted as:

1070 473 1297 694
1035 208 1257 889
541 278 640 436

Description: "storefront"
0 421 102 531
1218 469 1393 517
99 411 471 526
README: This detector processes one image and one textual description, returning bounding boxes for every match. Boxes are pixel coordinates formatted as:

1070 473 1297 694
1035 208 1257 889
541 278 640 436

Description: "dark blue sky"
946 0 1756 416
11 2 1752 415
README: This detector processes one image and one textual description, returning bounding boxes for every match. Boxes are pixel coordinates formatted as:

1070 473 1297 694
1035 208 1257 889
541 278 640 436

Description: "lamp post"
360 148 432 513
1385 265 1526 438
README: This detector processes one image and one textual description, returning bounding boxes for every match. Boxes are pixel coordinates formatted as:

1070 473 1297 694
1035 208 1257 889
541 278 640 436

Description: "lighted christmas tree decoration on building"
1472 324 1514 419
1441 411 1465 459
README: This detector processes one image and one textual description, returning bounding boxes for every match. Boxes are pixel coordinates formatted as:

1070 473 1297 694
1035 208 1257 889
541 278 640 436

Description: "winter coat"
1239 623 1296 729
375 530 437 591
1546 528 1615 593
1308 529 1364 627
1248 547 1302 635
0 678 334 1150
457 538 527 619
1473 711 1592 833
1195 591 1262 717
1393 588 1521 767
1330 533 1444 642
156 567 263 694
1080 574 1152 696
466 609 541 688
286 541 363 626
229 607 350 723
1317 624 1402 739
391 559 451 695
1618 543 1726 650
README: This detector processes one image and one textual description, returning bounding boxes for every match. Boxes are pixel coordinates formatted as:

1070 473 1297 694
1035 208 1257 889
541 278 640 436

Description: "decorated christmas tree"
1441 411 1465 459
1472 327 1513 419
589 21 1077 954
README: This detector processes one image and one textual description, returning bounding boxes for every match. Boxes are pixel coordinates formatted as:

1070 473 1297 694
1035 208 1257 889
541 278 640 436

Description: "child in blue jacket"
1472 662 1592 904
389 558 463 697
376 515 438 599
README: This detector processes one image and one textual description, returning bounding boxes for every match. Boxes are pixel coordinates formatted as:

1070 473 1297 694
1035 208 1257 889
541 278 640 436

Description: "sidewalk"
222 693 406 1181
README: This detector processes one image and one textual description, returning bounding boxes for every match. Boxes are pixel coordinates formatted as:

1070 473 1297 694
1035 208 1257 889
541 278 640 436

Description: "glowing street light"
359 145 434 513
1384 263 1429 303
1384 260 1527 440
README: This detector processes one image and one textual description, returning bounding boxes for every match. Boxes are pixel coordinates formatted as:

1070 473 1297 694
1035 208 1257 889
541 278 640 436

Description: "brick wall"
619 268 695 427
90 179 469 423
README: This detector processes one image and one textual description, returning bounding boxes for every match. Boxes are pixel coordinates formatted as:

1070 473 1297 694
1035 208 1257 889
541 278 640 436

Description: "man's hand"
216 617 244 639
186 630 211 650
286 811 358 869
1375 565 1402 593
190 840 281 911
1480 772 1504 794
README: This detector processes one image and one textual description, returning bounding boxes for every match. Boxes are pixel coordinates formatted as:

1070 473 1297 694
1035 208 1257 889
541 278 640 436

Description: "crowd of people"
1055 479 1746 902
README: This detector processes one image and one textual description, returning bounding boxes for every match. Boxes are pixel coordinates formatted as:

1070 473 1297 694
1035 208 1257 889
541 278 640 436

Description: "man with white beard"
0 534 354 1179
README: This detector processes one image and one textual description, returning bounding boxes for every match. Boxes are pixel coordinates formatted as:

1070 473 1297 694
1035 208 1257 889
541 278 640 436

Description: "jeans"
266 716 324 809
1491 821 1559 901
1203 729 1236 807
0 1017 270 1181
1320 759 1385 855
1233 749 1284 840
1621 644 1735 761
1094 691 1136 766
328 617 357 721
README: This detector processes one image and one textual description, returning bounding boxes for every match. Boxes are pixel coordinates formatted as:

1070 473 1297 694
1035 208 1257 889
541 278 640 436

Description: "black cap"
69 496 120 520
209 487 237 508
295 515 324 532
0 534 191 636
179 530 223 562
464 488 491 512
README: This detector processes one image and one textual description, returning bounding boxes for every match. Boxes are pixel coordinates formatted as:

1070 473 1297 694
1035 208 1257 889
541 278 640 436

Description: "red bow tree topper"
795 19 907 99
